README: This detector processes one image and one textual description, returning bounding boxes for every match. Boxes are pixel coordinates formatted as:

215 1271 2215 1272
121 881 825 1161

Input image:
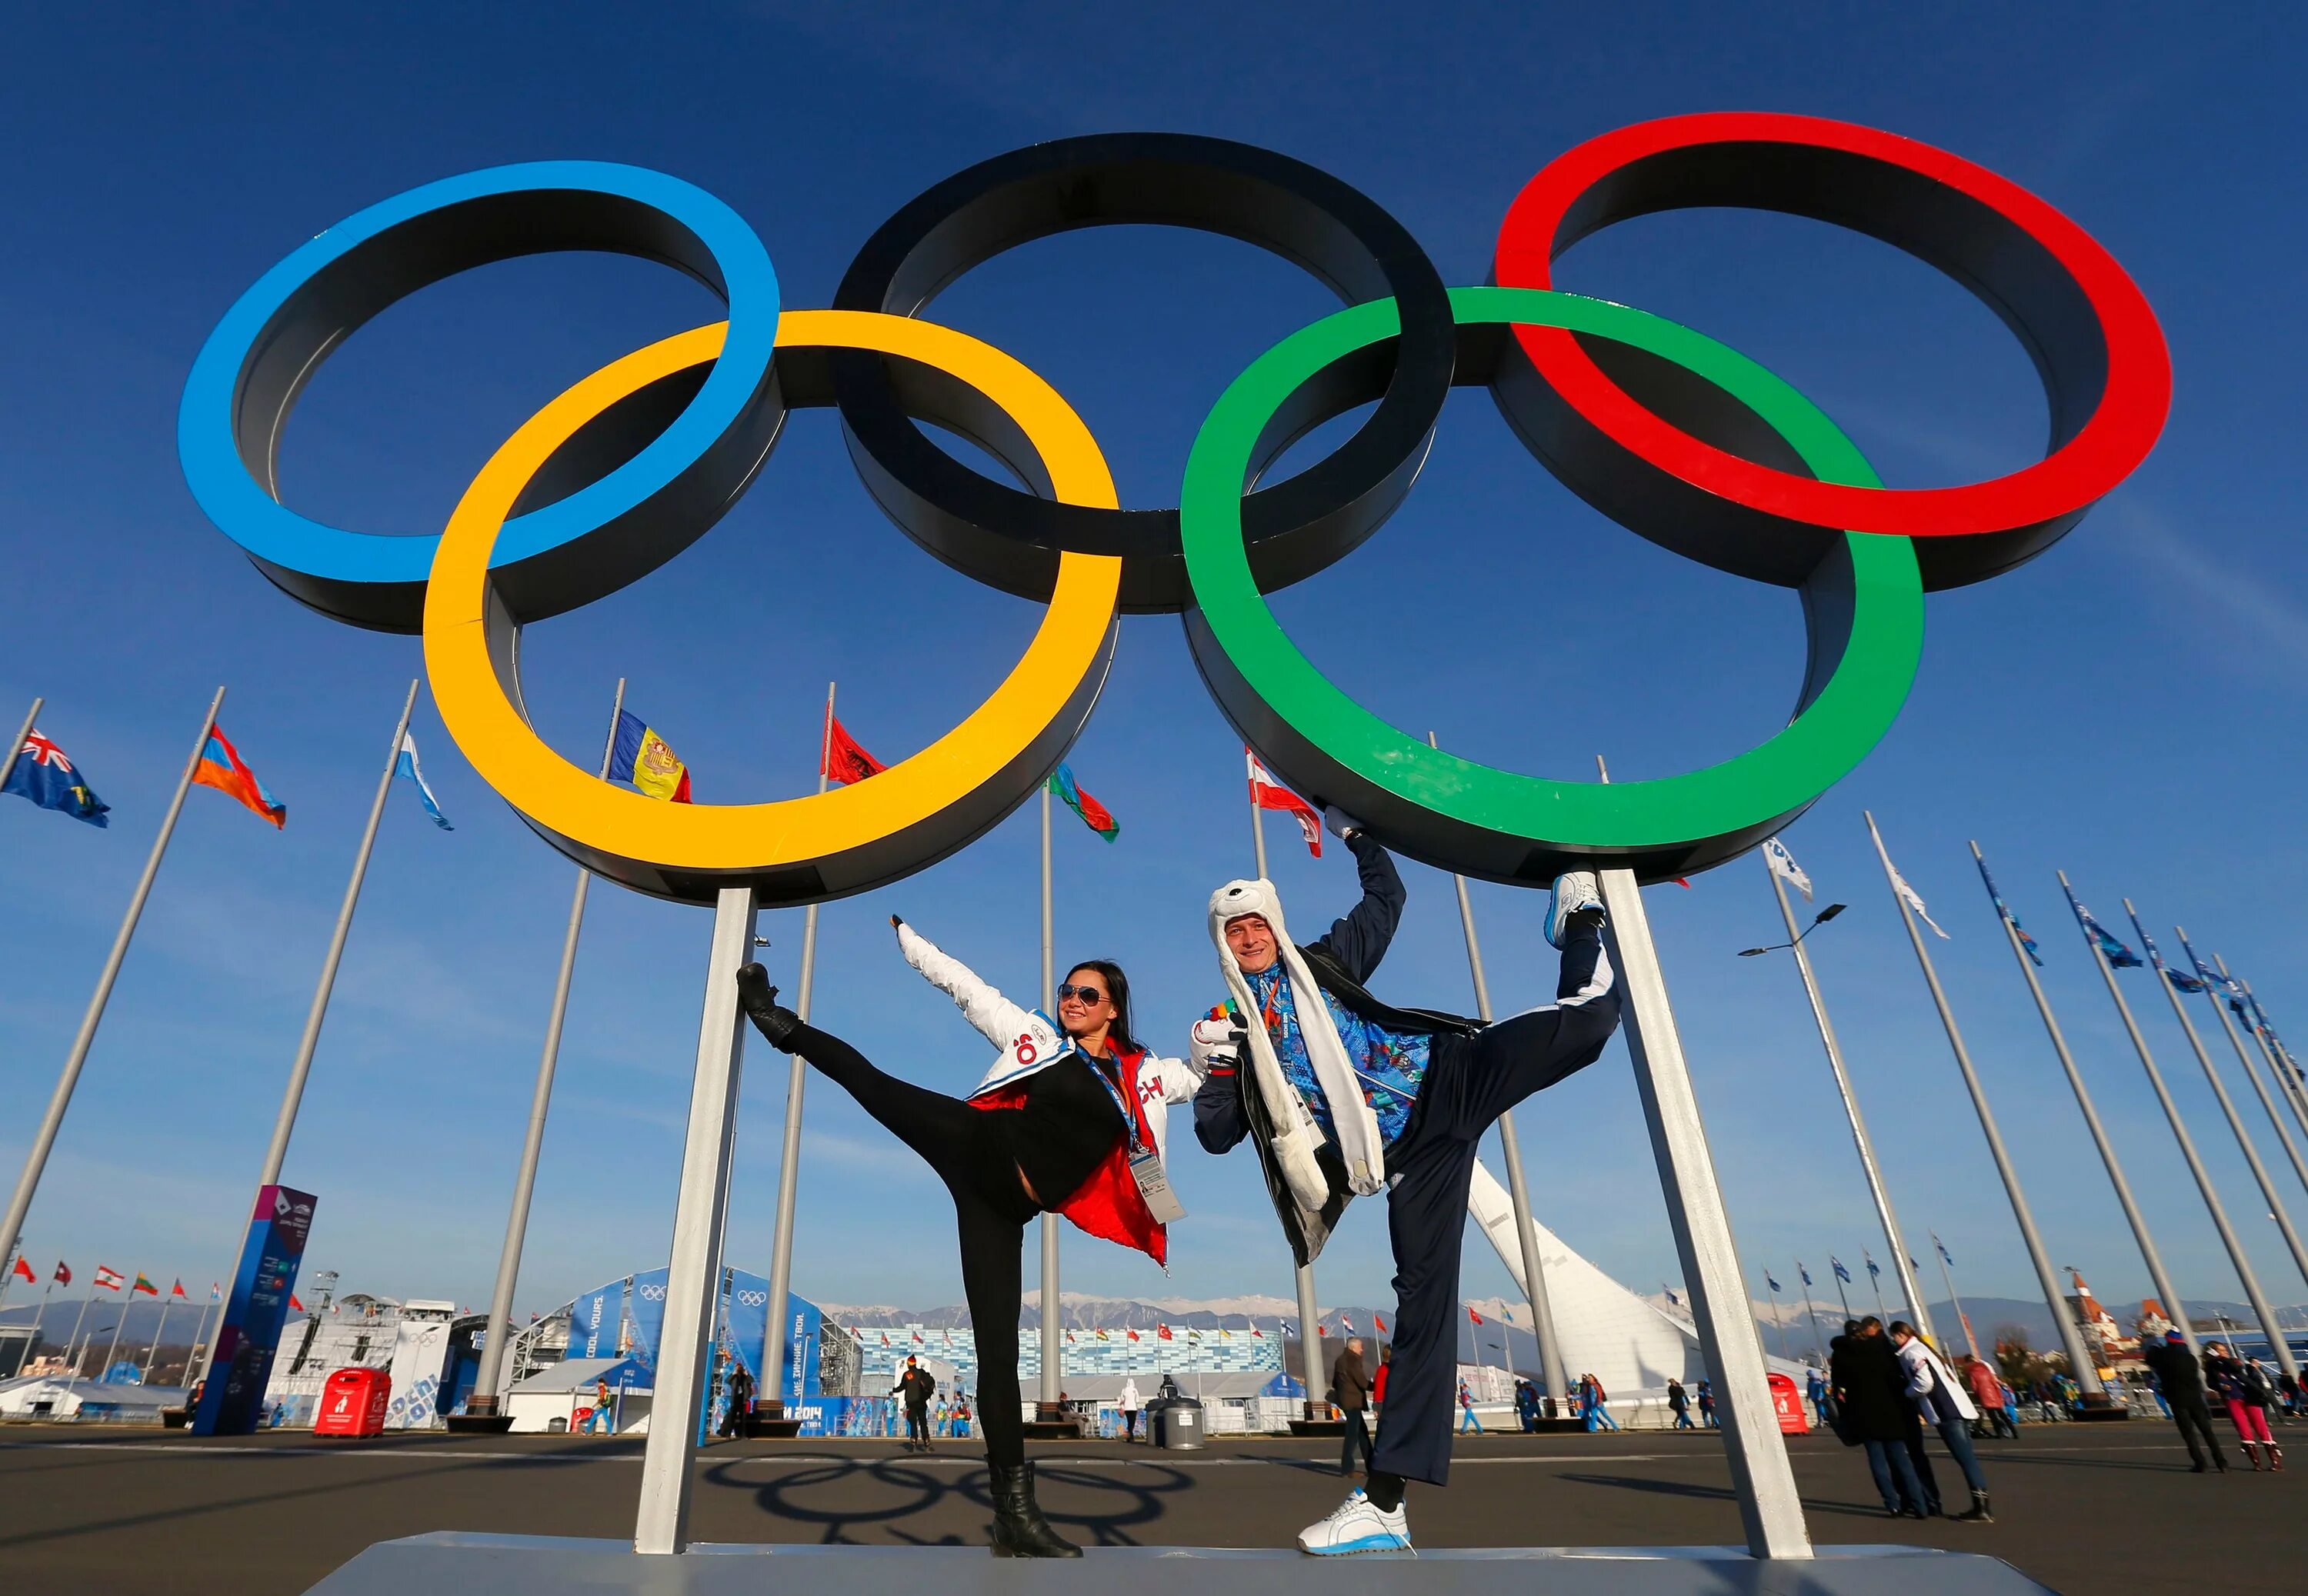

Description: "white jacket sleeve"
1148 1051 1206 1106
896 921 1033 1050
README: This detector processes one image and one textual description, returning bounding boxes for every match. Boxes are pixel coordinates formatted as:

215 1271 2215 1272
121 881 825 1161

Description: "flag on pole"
1250 1326 1265 1338
55 1262 72 1286
8 1257 31 1284
609 710 693 802
1047 761 1119 841
1317 1322 1329 1338
1831 1257 1852 1284
1864 1254 1881 1281
392 732 453 830
1246 750 1322 859
2129 916 2205 994
1799 1263 1813 1288
95 1265 122 1291
290 1294 305 1312
1375 1314 1387 1333
1766 1272 1783 1293
1126 1328 1140 1342
1763 837 1812 901
4 728 111 826
1935 1237 1954 1266
2177 934 2234 996
1157 1324 1172 1341
2061 882 2143 968
1866 815 1946 937
1974 853 2041 966
1662 1286 1679 1308
822 715 887 786
193 725 288 827
132 1272 158 1296
170 1279 188 1299
1466 1307 1481 1325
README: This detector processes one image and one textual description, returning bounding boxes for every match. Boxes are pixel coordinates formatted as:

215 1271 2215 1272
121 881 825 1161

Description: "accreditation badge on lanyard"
1089 1055 1185 1224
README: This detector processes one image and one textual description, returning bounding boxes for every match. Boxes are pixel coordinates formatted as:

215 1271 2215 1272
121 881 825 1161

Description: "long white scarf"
1209 878 1388 1205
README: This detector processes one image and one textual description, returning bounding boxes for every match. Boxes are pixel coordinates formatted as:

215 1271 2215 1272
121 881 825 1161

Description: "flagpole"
1429 731 1569 1411
472 679 626 1419
1763 855 1933 1339
1595 755 1807 1557
2155 918 2308 1295
142 1291 176 1381
0 695 42 798
0 1243 18 1318
1036 762 1068 1426
762 684 835 1424
2061 873 2240 1361
1794 1264 1829 1363
0 687 225 1281
2237 977 2308 1144
1830 1266 1853 1325
1760 1274 1790 1363
1863 813 2105 1401
59 1291 95 1378
1863 1253 1887 1321
1929 1239 1979 1362
184 1295 214 1380
1969 843 2190 1363
2202 954 2308 1200
98 1274 135 1378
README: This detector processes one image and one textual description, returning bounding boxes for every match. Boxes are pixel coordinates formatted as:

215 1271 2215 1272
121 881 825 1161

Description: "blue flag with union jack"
4 728 109 827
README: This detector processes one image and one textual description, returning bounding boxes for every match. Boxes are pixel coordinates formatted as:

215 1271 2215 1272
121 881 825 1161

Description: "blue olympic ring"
178 160 782 632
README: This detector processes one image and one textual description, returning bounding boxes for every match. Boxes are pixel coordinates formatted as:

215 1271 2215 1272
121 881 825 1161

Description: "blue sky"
5 2 2307 1335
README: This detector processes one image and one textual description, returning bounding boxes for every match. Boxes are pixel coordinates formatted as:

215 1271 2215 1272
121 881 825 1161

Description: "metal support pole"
1037 780 1065 1418
98 1275 133 1378
2153 919 2308 1299
1795 1264 1830 1364
1972 842 2190 1357
1599 865 1809 1557
59 1293 94 1377
1763 855 1933 1339
1865 815 2103 1398
141 1293 175 1381
472 681 626 1411
2203 955 2308 1201
1431 733 1567 1406
764 684 835 1414
1 695 42 795
2238 977 2308 1146
634 885 757 1555
0 688 224 1278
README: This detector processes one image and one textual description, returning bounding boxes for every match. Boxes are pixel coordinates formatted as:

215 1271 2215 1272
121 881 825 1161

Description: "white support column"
634 886 757 1556
1601 868 1810 1560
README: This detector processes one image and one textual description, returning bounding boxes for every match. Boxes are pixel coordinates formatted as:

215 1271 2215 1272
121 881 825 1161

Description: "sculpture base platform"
741 1416 805 1438
1020 1418 1084 1438
1287 1418 1345 1438
442 1414 515 1434
305 1534 2053 1594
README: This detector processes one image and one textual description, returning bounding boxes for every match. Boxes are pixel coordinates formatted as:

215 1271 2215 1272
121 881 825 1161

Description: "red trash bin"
314 1367 392 1438
1767 1372 1809 1435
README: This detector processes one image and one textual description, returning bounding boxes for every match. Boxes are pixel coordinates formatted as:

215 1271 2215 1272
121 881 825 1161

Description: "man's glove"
1189 1013 1246 1075
1323 805 1365 842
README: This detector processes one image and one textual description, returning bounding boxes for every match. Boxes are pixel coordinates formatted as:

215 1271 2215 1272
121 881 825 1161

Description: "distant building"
2063 1269 2138 1376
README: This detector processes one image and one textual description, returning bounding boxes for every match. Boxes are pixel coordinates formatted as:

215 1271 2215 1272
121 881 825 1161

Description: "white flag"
1866 815 1949 938
393 733 454 831
1763 837 1812 901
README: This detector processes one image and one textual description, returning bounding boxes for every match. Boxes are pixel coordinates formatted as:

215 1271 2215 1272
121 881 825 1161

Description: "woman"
736 918 1202 1556
2203 1341 2283 1471
1830 1320 1928 1518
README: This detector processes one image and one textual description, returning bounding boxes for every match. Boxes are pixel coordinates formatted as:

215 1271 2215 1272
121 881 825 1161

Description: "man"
892 1355 936 1453
2142 1330 2226 1472
1192 815 1619 1554
1696 1379 1716 1430
1119 1376 1143 1442
719 1358 755 1439
585 1376 614 1435
1332 1336 1374 1478
1890 1321 1992 1522
1806 1366 1831 1431
1667 1378 1693 1431
1829 1318 1927 1518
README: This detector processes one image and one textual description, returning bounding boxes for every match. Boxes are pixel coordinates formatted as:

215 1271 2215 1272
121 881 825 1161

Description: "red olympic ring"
1494 112 2171 589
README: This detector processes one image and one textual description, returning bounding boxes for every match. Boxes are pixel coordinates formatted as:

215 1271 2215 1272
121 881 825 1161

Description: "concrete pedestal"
305 1534 2055 1595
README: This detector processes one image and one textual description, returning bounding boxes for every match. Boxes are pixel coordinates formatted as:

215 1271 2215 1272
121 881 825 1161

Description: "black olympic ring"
832 132 1456 614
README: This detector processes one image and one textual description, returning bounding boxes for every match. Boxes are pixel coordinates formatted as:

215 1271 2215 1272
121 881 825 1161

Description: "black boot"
989 1461 1081 1558
1953 1488 1993 1523
735 965 803 1050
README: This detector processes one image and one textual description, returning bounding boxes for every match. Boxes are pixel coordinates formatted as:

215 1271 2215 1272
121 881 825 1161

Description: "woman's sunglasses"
1057 983 1108 1005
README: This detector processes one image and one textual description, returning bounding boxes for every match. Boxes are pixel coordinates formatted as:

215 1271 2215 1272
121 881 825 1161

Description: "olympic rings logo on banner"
179 120 2168 903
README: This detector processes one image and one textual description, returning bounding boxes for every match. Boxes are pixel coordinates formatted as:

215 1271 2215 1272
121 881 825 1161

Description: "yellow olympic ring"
423 311 1121 903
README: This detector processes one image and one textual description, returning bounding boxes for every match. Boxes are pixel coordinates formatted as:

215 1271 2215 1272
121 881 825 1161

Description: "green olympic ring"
1180 285 1924 887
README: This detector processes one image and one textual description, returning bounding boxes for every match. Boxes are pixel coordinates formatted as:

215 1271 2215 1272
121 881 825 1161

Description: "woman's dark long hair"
1066 959 1137 1055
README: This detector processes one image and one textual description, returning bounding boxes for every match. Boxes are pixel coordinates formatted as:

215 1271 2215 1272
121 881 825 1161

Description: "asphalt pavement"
1 1419 2298 1594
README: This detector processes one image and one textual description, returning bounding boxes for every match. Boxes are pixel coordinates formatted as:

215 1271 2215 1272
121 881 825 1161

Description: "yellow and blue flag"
4 728 109 826
609 710 692 802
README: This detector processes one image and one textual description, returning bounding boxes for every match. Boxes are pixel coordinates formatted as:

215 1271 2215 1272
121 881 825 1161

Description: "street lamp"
1739 904 1846 957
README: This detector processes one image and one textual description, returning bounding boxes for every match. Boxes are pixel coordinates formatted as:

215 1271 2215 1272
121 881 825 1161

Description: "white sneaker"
1546 870 1604 949
1296 1488 1412 1555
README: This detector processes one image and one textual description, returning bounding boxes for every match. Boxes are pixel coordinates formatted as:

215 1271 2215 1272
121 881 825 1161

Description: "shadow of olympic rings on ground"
707 1455 1194 1547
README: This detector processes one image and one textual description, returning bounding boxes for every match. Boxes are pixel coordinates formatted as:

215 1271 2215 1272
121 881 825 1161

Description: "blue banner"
192 1185 316 1436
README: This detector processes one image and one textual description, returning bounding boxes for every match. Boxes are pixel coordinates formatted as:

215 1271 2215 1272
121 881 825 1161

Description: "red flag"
9 1257 32 1284
1468 1306 1483 1325
1251 1327 1265 1338
1157 1324 1172 1341
170 1279 188 1298
94 1265 122 1291
1317 1323 1329 1338
291 1294 305 1312
1246 750 1321 859
822 714 888 786
1126 1328 1140 1342
1375 1314 1387 1333
53 1261 71 1286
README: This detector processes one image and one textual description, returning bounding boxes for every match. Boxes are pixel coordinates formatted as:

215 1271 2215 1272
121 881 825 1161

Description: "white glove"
1323 805 1365 841
1189 1016 1243 1074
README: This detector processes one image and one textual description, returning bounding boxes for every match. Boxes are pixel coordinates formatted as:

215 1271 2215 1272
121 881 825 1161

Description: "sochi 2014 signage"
179 117 2166 901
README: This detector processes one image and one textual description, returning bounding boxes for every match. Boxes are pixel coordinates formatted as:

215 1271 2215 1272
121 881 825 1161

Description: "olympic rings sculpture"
180 118 2168 905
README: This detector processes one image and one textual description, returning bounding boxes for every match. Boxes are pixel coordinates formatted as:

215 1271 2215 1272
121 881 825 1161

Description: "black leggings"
786 1022 1041 1466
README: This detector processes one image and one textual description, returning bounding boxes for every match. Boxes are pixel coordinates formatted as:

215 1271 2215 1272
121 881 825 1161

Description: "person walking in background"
1667 1378 1693 1430
1806 1368 1830 1431
1372 1344 1392 1411
1458 1378 1483 1434
1961 1354 2016 1441
1696 1379 1718 1430
585 1376 614 1435
2140 1331 2223 1473
2203 1341 2282 1471
1119 1376 1143 1443
1589 1374 1619 1431
1515 1379 1539 1432
1830 1318 1927 1518
719 1358 755 1439
1332 1336 1375 1478
892 1355 936 1453
1891 1322 1993 1522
